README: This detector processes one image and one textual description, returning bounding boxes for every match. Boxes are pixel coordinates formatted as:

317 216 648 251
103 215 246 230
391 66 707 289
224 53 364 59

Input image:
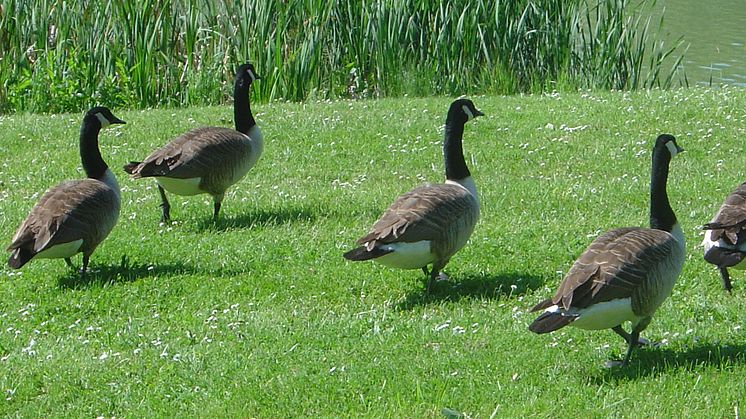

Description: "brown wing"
128 127 252 180
549 227 677 310
8 179 119 254
357 183 477 248
703 182 746 244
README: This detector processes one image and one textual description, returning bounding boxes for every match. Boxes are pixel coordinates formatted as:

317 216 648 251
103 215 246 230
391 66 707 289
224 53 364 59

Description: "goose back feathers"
8 179 120 268
529 134 685 366
124 126 261 196
7 107 124 271
346 183 479 269
344 99 483 292
123 63 262 222
530 226 684 332
702 181 746 292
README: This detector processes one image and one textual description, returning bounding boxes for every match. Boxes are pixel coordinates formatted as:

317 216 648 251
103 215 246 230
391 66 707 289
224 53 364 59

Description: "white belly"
373 241 435 269
156 177 203 196
553 298 637 330
35 239 84 260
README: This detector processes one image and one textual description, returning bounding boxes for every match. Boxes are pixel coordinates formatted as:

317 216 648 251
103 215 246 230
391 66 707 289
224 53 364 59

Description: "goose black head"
447 98 484 124
655 134 684 159
86 106 126 129
236 62 261 87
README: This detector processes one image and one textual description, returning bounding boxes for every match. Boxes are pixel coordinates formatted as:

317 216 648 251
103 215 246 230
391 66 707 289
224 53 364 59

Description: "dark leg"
606 326 649 367
612 325 632 343
426 260 448 293
213 201 222 222
158 185 171 223
212 194 225 222
80 255 90 275
621 329 641 366
719 267 733 293
421 266 429 276
64 258 74 268
612 325 651 346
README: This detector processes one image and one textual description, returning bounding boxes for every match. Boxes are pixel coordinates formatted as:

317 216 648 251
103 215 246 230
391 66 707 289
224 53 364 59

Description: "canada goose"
7 107 125 273
702 182 746 292
529 134 685 367
123 63 262 222
343 98 483 292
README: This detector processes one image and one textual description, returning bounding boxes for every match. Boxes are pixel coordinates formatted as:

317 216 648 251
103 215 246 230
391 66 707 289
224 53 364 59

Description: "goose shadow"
194 205 317 231
590 341 746 383
396 271 546 310
57 256 196 289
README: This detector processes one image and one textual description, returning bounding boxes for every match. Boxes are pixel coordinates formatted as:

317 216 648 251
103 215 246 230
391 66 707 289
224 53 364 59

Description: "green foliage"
0 0 684 113
1 90 745 416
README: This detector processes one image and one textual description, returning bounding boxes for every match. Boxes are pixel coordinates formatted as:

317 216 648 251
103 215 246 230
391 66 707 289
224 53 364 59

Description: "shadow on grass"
57 256 196 289
194 205 317 231
591 341 746 383
396 271 546 310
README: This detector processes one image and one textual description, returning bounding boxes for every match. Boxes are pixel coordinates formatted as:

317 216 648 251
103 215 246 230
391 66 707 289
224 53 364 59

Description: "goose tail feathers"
343 246 393 261
7 248 33 269
528 309 577 334
123 162 142 176
702 222 724 230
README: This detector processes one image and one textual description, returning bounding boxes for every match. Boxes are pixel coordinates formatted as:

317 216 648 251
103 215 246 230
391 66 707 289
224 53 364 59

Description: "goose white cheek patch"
248 69 257 82
462 105 474 120
665 141 679 157
95 112 111 128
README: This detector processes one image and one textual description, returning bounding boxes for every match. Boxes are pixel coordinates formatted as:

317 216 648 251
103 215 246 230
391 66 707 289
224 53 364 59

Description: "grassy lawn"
1 89 745 417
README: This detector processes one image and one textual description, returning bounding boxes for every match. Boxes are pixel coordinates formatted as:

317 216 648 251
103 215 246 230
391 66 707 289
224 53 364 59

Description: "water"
654 0 746 87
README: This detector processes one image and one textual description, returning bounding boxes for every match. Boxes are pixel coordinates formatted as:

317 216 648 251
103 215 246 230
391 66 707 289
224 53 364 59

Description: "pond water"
654 0 746 87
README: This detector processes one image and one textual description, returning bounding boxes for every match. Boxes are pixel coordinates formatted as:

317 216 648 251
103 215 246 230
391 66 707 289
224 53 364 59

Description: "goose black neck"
444 119 470 181
80 116 108 179
649 146 676 232
233 78 255 135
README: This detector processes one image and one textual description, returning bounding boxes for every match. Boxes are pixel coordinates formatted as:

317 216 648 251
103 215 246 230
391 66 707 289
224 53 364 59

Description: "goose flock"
4 62 743 367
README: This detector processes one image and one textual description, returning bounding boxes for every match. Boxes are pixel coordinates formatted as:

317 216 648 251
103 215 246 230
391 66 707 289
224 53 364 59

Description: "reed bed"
0 0 683 113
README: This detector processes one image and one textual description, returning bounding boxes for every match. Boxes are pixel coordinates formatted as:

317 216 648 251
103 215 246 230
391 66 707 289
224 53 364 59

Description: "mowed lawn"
1 89 745 417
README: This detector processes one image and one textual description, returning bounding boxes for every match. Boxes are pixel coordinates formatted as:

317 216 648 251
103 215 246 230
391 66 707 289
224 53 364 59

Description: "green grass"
0 0 684 113
1 89 745 416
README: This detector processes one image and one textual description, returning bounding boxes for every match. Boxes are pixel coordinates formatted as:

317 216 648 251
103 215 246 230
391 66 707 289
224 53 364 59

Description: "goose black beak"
111 117 126 125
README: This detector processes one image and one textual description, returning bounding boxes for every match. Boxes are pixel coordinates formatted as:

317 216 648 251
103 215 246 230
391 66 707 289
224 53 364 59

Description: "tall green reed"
0 0 683 113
